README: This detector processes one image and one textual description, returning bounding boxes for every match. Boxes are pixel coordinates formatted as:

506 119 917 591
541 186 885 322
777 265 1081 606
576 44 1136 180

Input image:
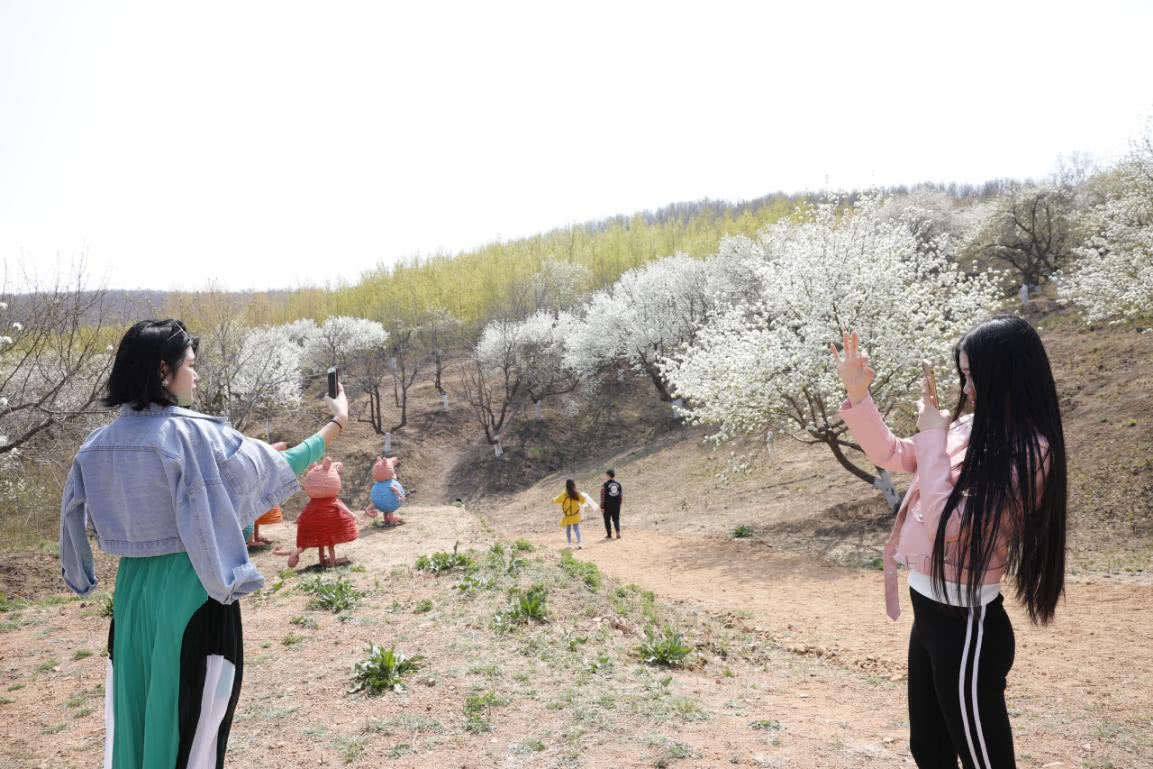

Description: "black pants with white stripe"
907 588 1016 769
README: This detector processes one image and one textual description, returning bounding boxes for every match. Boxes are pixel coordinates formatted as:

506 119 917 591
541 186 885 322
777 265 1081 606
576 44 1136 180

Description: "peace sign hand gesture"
829 330 874 406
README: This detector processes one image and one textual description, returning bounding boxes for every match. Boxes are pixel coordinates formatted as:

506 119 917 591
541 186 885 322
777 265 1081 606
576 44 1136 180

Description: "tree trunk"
825 438 903 514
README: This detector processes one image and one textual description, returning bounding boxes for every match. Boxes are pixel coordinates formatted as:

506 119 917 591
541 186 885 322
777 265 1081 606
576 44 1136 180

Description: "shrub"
513 539 534 552
350 645 424 695
635 626 693 667
732 525 752 539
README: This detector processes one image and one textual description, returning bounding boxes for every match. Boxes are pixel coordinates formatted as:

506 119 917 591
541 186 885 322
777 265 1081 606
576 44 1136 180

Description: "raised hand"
828 330 875 405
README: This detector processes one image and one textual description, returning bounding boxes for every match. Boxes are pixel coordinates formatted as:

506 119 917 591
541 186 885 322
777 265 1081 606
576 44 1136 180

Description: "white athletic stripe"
972 609 994 769
958 609 983 769
186 655 237 769
103 660 115 769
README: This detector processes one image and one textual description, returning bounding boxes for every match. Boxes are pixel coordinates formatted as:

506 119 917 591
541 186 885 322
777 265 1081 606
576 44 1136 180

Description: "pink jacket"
840 394 1009 620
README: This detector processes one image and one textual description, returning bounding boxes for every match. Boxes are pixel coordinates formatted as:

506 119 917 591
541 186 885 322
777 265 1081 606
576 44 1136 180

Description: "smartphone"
327 367 339 399
920 360 939 409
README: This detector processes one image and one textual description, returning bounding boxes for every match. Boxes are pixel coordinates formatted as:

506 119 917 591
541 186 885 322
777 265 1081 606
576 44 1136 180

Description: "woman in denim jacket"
60 319 349 769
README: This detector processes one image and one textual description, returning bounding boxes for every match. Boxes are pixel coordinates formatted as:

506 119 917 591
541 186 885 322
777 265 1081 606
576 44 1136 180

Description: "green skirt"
105 552 244 769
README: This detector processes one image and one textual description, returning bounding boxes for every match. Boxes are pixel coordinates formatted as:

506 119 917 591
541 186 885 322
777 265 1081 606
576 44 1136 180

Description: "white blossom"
10 322 23 332
1060 129 1153 322
302 316 388 372
664 195 999 450
565 253 718 400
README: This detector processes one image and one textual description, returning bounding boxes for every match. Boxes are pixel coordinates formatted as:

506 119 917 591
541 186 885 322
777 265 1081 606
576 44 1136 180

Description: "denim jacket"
59 404 302 604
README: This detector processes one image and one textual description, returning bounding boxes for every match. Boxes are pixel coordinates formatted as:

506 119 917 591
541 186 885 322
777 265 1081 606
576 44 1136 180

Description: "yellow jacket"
553 491 592 526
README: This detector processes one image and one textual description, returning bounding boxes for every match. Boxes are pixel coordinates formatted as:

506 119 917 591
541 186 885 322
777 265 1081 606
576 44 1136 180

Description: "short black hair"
103 319 200 411
605 469 615 478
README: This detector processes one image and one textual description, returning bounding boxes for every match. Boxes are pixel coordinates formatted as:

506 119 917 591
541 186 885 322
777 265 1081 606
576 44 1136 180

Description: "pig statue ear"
305 462 318 473
334 462 344 473
321 456 332 470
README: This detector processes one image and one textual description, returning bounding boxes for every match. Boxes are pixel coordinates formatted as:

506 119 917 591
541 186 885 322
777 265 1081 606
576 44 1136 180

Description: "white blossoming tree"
462 319 524 451
512 310 581 419
664 197 999 510
303 315 389 373
565 253 715 401
226 324 306 430
1060 128 1153 322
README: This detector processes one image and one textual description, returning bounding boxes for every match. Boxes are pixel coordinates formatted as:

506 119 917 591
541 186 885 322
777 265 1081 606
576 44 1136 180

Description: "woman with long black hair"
830 314 1067 769
60 319 349 769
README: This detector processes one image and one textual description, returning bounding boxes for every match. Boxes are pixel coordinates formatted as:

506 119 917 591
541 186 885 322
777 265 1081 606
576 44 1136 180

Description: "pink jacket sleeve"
839 394 918 474
912 428 953 517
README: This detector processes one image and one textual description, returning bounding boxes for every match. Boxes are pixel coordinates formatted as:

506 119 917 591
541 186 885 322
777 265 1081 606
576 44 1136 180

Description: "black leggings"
907 588 1015 769
602 507 620 536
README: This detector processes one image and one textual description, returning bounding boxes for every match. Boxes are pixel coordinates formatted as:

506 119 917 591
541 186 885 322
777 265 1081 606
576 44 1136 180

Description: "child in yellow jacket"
552 479 596 550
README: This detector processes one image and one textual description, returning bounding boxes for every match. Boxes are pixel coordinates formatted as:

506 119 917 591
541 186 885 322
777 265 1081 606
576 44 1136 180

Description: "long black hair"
565 479 580 501
103 319 199 411
931 314 1067 624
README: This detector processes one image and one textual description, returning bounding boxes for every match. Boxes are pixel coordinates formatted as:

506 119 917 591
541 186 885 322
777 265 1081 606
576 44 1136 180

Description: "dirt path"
525 527 1153 765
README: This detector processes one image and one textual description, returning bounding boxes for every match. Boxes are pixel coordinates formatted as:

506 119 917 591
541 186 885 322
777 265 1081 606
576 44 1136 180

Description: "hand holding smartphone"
327 367 339 399
920 360 939 410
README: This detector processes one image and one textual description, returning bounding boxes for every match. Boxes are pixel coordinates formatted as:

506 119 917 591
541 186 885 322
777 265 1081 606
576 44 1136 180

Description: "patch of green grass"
463 689 510 734
281 632 305 646
494 584 549 630
635 626 693 667
72 706 94 718
647 735 692 767
289 615 318 630
362 714 443 735
350 645 424 695
331 735 364 764
518 737 546 752
560 550 601 590
100 592 115 618
301 577 363 614
414 544 477 574
7 684 24 691
41 722 68 734
469 663 502 678
750 719 782 731
514 539 534 552
387 743 414 758
732 525 753 539
413 599 434 614
36 657 60 673
72 648 94 661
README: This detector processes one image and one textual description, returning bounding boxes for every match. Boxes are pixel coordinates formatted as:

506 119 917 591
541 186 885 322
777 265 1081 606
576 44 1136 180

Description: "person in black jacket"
601 469 623 540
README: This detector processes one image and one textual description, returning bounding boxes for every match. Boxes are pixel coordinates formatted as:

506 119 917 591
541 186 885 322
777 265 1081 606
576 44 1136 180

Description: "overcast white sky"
1 0 1150 292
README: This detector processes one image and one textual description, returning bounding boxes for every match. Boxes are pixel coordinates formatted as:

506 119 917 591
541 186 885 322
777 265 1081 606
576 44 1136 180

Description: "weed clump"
350 645 424 695
494 584 550 630
635 626 693 667
300 576 363 613
414 543 477 575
